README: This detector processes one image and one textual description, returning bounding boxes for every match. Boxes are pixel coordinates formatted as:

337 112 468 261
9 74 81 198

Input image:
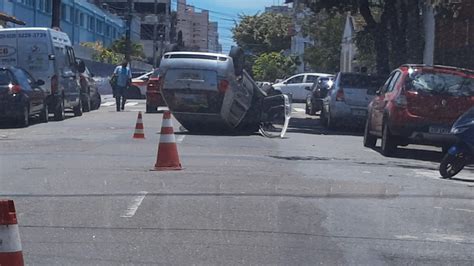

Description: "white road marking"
394 235 419 240
176 135 186 143
293 107 306 113
101 102 115 107
120 191 148 218
158 107 169 111
125 102 138 107
434 206 474 214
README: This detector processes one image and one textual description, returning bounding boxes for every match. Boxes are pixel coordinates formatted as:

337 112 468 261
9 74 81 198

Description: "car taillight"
336 88 345 101
51 75 58 94
9 84 21 94
395 91 408 107
218 79 229 94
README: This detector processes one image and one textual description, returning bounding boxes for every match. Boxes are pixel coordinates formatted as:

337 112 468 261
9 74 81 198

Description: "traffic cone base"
133 111 145 139
0 200 24 266
152 111 182 171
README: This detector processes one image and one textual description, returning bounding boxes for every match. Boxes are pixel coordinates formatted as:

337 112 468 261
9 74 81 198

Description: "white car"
273 72 333 102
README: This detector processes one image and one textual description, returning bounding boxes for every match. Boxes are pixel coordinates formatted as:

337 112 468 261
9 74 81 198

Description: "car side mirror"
304 86 311 91
35 79 45 86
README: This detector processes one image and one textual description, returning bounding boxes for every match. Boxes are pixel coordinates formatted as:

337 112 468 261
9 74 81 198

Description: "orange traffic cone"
133 111 145 139
0 200 24 266
153 111 182 171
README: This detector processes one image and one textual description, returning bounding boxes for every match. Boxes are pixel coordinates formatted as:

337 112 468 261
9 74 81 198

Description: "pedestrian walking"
110 60 131 112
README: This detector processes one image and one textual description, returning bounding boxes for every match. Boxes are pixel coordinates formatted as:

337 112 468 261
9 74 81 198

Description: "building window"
97 20 103 34
38 0 44 11
60 4 67 21
88 16 95 31
69 6 74 23
113 28 117 39
75 10 80 25
45 0 52 14
80 13 85 27
105 25 110 37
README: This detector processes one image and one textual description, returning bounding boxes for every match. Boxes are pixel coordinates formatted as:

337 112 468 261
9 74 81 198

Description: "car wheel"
39 102 49 123
309 104 316 115
381 122 397 156
327 110 337 129
73 99 83 117
320 107 328 127
91 93 101 110
54 97 65 121
363 119 377 148
82 94 91 112
305 103 310 115
18 104 29 127
146 104 157 113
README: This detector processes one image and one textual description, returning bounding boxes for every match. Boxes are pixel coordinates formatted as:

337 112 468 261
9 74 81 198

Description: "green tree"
81 42 123 65
252 52 298 81
110 37 146 60
232 13 292 55
303 0 452 75
303 13 344 72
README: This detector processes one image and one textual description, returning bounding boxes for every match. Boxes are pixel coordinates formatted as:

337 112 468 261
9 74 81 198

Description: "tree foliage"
109 38 146 60
252 52 299 81
81 42 123 65
303 13 344 73
303 0 450 75
232 13 292 55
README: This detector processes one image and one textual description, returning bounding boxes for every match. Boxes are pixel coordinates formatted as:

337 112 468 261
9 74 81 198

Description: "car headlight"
451 127 468 134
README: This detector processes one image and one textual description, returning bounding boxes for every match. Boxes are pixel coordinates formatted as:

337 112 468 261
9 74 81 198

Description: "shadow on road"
287 117 363 136
370 146 444 163
0 114 77 129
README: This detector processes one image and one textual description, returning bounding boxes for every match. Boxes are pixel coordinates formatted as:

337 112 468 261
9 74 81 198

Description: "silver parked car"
157 48 291 137
273 72 333 102
321 72 385 128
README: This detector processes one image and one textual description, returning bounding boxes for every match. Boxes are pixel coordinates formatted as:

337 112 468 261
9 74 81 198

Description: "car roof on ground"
163 51 230 59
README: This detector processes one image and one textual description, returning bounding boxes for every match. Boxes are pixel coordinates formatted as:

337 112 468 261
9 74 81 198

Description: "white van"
0 27 85 120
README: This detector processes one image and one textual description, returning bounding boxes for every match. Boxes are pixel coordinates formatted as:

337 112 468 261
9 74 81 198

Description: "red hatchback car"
146 68 167 113
364 64 474 156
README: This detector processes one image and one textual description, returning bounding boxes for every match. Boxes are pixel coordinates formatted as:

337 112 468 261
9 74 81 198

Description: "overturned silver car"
157 48 291 137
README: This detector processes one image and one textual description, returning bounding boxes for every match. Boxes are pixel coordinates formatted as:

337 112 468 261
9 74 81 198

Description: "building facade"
285 0 313 73
264 5 291 15
99 0 172 62
176 0 220 52
0 0 126 47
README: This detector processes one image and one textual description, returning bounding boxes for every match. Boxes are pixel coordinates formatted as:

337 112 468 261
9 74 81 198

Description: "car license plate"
429 126 450 134
352 109 367 116
175 93 208 107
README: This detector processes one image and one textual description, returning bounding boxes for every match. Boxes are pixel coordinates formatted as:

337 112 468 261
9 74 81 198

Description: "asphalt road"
1 99 473 265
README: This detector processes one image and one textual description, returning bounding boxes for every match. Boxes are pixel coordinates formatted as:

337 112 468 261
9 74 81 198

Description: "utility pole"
125 0 133 63
152 0 158 68
51 0 61 29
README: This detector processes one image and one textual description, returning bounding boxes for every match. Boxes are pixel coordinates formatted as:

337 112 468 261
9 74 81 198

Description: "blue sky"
177 0 288 53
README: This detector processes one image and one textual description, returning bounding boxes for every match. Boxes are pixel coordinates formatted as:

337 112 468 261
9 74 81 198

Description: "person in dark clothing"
111 61 131 111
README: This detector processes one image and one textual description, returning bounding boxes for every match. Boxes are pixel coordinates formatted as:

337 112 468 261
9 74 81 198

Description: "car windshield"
407 71 474 96
340 74 383 88
2 1 474 265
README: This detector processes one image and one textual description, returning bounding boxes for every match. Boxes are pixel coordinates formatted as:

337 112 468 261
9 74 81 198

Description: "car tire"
82 94 91 112
73 99 83 117
309 104 316 115
381 122 397 156
363 119 376 148
320 107 328 127
327 110 336 129
54 97 65 121
18 104 29 128
305 103 310 115
146 104 157 113
39 102 49 123
91 93 101 110
439 153 465 179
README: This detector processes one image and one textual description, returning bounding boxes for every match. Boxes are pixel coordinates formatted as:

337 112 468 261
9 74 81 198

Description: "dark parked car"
364 64 474 156
0 66 49 127
79 66 101 111
305 76 334 115
146 68 166 113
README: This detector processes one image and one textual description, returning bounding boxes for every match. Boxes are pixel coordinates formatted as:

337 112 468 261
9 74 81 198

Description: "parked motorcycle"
439 107 474 179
